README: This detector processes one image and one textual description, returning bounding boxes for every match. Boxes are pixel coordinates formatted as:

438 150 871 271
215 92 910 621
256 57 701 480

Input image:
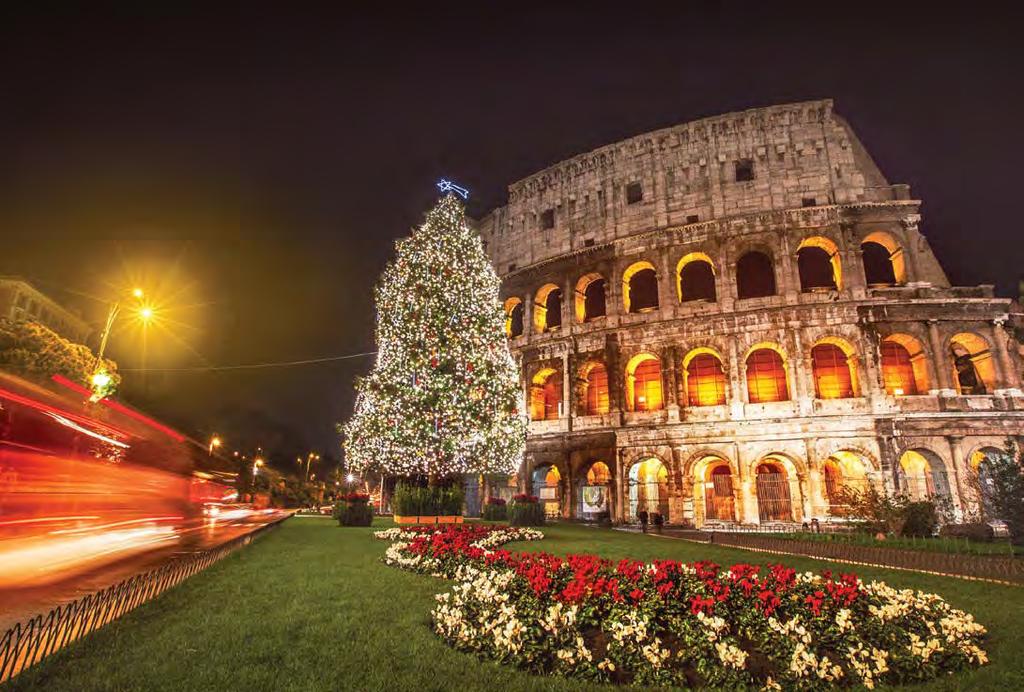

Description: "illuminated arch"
736 251 776 299
695 455 736 522
861 231 906 285
949 332 996 395
753 456 794 522
626 457 669 521
969 446 1009 519
533 283 563 333
531 464 562 518
503 297 524 338
529 367 562 421
822 450 870 512
797 236 842 291
682 347 727 407
676 252 717 303
744 344 789 403
625 353 663 412
897 449 951 501
810 337 858 399
574 272 606 322
622 261 659 313
880 334 929 395
579 361 610 415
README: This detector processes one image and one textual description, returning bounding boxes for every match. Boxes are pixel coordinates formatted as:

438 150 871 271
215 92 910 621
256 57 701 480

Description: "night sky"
2 4 1022 468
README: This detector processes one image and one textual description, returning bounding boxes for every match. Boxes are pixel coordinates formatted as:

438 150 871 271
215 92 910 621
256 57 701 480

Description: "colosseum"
473 99 1024 528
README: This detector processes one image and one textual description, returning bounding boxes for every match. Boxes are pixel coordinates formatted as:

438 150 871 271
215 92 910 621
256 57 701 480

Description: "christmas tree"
343 190 526 482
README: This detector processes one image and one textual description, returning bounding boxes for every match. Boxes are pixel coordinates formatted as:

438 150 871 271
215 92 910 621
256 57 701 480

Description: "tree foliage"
342 194 526 479
0 318 119 391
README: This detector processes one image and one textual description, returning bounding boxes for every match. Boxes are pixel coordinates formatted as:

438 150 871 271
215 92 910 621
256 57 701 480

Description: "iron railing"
0 515 289 684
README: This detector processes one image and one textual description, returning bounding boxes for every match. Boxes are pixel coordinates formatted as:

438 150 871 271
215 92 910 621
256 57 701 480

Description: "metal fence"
0 515 289 684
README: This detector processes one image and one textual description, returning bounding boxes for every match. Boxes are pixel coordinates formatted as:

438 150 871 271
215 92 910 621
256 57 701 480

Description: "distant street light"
209 435 222 456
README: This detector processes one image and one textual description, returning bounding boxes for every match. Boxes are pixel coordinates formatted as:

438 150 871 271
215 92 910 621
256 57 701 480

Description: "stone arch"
736 250 777 299
530 463 564 518
625 456 670 522
881 333 930 395
574 272 606 322
676 251 717 303
578 360 610 415
861 230 906 286
624 352 663 412
949 332 997 394
691 453 737 523
529 367 562 421
820 450 873 513
810 336 859 399
533 283 563 333
752 453 802 522
503 297 524 338
622 260 659 313
966 444 1011 519
896 448 953 501
797 235 842 291
744 342 790 403
576 460 613 519
681 346 728 407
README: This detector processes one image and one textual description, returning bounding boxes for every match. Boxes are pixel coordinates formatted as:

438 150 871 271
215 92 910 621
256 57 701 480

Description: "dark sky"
2 3 1022 467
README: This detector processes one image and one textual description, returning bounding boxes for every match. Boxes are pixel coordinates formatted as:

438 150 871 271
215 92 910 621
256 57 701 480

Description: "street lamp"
90 286 154 400
209 435 222 456
304 452 320 482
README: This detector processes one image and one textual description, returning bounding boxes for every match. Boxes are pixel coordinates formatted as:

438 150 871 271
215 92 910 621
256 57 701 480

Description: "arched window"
503 298 523 338
746 348 789 403
685 352 727 406
861 231 905 286
898 449 950 501
586 461 611 485
823 460 842 505
623 262 659 313
677 252 717 303
533 284 562 333
949 333 996 395
582 363 610 415
626 354 663 412
736 251 776 299
881 341 918 395
811 343 855 399
530 369 562 421
755 461 793 522
575 273 606 322
797 237 841 292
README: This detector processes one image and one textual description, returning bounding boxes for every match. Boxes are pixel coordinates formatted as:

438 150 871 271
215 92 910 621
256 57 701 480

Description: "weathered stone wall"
482 101 1024 527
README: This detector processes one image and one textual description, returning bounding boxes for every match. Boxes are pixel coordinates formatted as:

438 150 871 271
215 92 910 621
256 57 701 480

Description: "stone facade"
474 100 1024 528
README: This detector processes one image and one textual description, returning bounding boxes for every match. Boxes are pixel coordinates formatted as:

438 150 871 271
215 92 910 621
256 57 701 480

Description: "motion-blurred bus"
0 371 239 587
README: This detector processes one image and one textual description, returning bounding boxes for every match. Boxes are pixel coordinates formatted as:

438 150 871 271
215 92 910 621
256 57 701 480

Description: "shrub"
334 497 374 526
509 496 545 526
483 503 507 520
940 522 996 542
901 501 938 537
392 483 464 517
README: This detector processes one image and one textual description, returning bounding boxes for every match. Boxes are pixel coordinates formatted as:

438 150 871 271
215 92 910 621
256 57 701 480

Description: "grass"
4 518 1023 691
756 531 1021 556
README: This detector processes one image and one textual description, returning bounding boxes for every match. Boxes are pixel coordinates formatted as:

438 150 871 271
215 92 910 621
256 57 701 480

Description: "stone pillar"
992 320 1021 392
805 438 827 519
736 444 758 525
727 338 745 419
522 293 534 344
562 351 573 429
945 436 968 521
789 332 813 414
663 345 680 422
927 320 955 393
899 216 922 282
616 449 628 523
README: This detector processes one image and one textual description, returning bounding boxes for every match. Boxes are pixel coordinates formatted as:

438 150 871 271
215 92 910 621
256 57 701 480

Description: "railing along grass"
756 530 1021 556
3 518 1022 692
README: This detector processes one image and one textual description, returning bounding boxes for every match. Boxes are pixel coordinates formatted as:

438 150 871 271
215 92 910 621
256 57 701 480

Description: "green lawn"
4 518 1023 691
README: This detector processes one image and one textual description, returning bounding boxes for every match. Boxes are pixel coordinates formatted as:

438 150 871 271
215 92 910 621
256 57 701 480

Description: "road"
0 511 291 633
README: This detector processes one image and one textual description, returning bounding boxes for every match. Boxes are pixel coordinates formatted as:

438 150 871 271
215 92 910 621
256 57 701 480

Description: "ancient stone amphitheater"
473 99 1024 528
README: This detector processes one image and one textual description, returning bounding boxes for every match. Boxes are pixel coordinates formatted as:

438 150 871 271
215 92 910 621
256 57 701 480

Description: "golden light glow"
622 261 658 313
138 306 155 322
530 367 561 421
132 287 144 299
91 371 113 388
797 236 843 290
625 353 663 412
861 231 906 284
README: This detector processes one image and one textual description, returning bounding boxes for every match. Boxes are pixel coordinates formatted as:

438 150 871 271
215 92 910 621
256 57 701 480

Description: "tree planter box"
394 515 419 525
437 516 464 524
418 516 438 525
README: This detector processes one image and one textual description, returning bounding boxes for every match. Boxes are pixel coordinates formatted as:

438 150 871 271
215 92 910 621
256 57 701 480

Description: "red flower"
756 589 780 615
629 588 645 602
656 581 674 598
690 595 716 615
805 590 825 616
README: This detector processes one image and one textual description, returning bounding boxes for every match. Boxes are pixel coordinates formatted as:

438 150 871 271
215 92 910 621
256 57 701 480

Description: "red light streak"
49 374 186 442
0 386 131 440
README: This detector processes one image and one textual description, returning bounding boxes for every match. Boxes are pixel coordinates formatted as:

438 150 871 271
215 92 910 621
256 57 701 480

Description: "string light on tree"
342 189 526 481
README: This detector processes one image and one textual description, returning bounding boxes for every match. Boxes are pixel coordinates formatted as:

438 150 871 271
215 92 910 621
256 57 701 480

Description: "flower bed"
376 525 988 689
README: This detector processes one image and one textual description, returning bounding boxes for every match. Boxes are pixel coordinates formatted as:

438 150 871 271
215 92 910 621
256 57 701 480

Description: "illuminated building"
0 276 91 343
474 100 1024 527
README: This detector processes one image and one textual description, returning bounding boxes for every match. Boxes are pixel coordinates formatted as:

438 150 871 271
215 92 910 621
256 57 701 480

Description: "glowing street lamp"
90 286 154 400
209 435 222 456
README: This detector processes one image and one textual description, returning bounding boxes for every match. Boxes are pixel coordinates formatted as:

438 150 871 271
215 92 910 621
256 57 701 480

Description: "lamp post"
209 435 222 457
90 287 154 399
304 452 320 482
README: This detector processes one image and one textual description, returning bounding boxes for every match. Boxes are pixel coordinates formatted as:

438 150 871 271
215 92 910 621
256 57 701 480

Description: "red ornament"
431 357 439 368
466 363 474 372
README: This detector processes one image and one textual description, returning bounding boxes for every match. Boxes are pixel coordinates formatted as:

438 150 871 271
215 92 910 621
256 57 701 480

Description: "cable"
118 350 377 373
